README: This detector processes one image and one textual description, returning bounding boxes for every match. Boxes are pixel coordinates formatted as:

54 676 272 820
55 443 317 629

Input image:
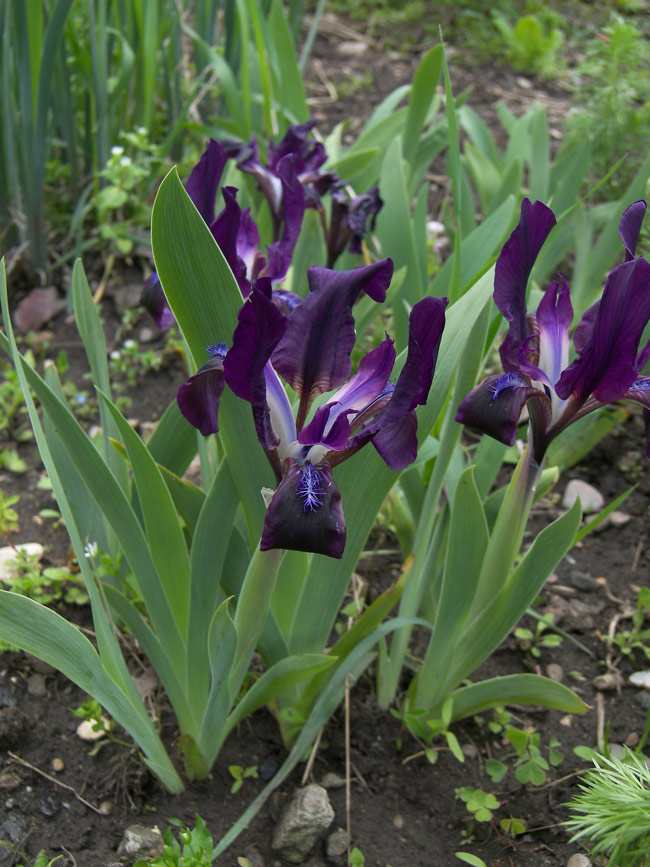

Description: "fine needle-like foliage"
565 749 650 865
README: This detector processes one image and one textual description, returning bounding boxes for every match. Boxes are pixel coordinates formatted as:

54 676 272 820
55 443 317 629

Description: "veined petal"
265 364 297 459
184 139 229 225
297 403 352 450
141 272 174 330
573 301 599 355
210 186 250 295
620 200 647 261
456 373 545 446
330 336 395 415
271 259 394 416
521 277 572 389
495 199 556 371
177 346 227 436
263 154 306 283
556 257 650 404
345 297 447 471
260 459 346 558
223 279 288 450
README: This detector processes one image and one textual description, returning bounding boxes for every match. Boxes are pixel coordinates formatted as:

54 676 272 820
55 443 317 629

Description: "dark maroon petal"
346 298 447 471
495 199 556 371
455 373 544 446
272 289 302 316
223 279 288 449
177 351 226 436
264 155 306 283
370 411 419 471
260 458 346 558
210 186 250 295
141 272 175 330
573 301 599 355
297 404 352 450
347 186 383 255
620 200 647 261
184 139 229 225
271 259 394 411
268 120 326 175
556 257 650 404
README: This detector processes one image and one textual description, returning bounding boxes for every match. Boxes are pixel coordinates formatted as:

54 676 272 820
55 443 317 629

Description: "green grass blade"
198 598 238 764
99 391 190 634
402 45 442 165
186 460 239 715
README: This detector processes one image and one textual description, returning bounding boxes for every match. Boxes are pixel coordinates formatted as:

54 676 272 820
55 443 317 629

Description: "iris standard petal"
184 139 229 225
209 186 250 295
297 403 352 450
520 277 572 388
264 154 306 282
177 347 227 436
260 458 346 558
556 257 650 404
223 278 288 450
271 259 394 418
141 272 174 330
268 120 326 175
455 373 544 446
330 336 395 416
619 200 647 261
495 199 556 371
346 297 447 471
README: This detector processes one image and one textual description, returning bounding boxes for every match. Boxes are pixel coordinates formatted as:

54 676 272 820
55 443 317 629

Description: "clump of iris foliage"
0 0 649 859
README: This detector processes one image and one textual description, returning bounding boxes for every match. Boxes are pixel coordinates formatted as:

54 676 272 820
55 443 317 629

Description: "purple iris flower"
142 139 306 327
456 198 650 463
325 184 384 267
177 259 448 558
224 120 337 232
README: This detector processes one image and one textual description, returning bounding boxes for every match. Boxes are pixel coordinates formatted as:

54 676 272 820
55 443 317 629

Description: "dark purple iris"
456 198 650 462
177 259 448 558
141 138 306 327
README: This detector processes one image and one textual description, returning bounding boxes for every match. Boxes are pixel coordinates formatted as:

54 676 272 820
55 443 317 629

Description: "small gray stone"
326 828 350 858
39 796 58 817
569 570 600 592
26 673 47 698
0 686 16 707
320 772 346 790
546 663 564 682
117 824 164 858
138 326 157 344
461 743 478 759
567 855 591 867
0 812 28 843
0 774 19 792
271 784 334 864
562 480 604 514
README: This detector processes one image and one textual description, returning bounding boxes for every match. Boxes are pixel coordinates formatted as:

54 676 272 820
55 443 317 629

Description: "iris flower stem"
467 437 542 623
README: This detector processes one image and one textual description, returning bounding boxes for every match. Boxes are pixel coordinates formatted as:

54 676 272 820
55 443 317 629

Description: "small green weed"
455 787 500 822
1 548 88 606
514 612 563 663
134 815 213 866
0 490 20 544
492 11 564 78
228 764 259 794
603 586 650 662
392 696 465 764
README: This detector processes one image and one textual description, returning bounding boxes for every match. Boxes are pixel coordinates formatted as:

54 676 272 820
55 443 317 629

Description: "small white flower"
137 126 147 136
123 339 137 350
111 145 124 157
110 350 121 360
84 541 98 559
119 156 132 167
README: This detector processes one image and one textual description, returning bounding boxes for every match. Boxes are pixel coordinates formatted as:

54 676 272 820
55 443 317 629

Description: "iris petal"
619 200 647 261
141 272 174 330
456 373 546 446
223 279 288 450
271 259 394 413
260 458 346 558
184 139 229 225
495 199 556 372
177 349 226 436
556 257 650 404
